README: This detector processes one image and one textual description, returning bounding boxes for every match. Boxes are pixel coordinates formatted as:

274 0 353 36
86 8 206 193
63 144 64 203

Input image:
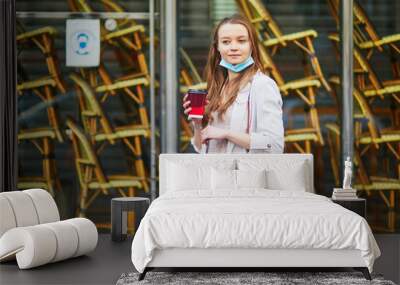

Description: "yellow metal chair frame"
257 43 324 152
17 130 61 197
329 33 400 131
18 77 64 142
328 0 400 78
330 77 400 170
17 27 66 94
17 77 64 196
68 0 132 29
329 33 400 107
236 0 331 92
73 23 149 98
66 118 143 226
70 73 150 193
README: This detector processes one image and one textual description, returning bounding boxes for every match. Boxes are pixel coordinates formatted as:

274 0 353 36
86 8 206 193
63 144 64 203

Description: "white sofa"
0 189 98 269
132 154 378 281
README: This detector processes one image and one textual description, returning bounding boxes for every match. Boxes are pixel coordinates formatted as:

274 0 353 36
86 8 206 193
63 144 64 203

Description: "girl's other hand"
201 125 228 143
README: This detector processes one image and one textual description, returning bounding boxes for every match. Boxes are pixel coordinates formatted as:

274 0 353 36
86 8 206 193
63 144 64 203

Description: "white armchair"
0 189 98 269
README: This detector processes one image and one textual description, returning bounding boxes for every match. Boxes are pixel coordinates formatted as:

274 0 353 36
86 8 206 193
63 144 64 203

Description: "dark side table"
111 197 150 242
331 197 366 218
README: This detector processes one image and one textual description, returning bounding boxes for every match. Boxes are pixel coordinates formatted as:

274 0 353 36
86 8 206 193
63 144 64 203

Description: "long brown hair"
203 14 264 125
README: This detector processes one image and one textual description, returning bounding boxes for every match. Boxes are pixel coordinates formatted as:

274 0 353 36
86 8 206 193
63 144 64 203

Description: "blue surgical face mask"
219 56 254 73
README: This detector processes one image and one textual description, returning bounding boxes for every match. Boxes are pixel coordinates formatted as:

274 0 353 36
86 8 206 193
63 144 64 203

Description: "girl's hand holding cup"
183 90 209 129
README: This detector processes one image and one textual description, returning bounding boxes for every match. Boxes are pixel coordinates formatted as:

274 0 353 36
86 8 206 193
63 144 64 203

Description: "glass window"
16 0 157 232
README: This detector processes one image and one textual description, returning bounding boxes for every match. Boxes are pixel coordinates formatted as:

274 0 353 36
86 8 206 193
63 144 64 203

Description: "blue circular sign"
72 30 96 56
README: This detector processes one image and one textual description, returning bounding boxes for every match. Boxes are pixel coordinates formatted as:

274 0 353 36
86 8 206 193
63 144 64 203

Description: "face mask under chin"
219 56 254 73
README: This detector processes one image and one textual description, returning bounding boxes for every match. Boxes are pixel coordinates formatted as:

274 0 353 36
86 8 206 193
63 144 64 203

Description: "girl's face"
217 23 251 65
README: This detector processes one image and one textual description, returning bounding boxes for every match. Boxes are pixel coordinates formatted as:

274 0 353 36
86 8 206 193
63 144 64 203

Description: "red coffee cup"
187 89 207 119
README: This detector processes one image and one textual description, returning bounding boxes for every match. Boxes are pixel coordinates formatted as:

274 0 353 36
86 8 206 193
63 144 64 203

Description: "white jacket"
191 71 284 154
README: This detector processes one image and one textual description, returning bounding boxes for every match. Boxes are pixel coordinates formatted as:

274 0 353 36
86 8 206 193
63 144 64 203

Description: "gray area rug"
116 271 396 285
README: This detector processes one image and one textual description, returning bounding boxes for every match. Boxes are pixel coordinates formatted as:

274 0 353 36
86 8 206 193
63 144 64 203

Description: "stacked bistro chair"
93 73 157 194
179 48 207 152
78 22 149 94
328 77 400 232
68 0 153 193
236 0 329 155
330 77 400 162
16 25 66 196
329 34 400 108
66 118 144 228
17 26 67 94
257 43 325 154
70 73 149 193
327 0 400 78
0 189 97 269
17 78 63 196
236 0 331 92
327 0 400 128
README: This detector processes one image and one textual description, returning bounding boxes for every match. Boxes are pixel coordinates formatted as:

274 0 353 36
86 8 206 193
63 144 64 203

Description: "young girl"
183 14 284 154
